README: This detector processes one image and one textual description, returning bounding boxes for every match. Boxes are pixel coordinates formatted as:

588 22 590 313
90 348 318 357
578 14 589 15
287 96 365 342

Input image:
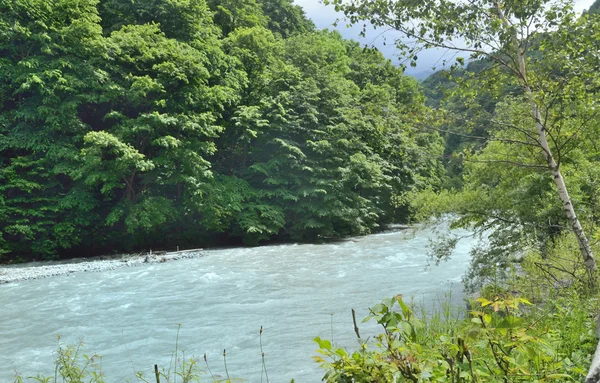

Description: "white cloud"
294 0 331 14
294 0 598 78
575 0 596 12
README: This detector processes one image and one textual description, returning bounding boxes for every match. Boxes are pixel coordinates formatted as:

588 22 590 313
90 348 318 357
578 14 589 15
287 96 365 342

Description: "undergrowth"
315 293 596 382
11 326 261 383
315 233 600 382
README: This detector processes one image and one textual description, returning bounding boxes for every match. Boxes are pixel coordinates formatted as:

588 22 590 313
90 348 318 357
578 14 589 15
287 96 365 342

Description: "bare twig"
154 364 160 383
463 158 546 170
351 309 361 339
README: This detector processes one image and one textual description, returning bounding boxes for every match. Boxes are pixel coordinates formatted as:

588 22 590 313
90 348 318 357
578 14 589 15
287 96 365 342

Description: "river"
0 226 475 382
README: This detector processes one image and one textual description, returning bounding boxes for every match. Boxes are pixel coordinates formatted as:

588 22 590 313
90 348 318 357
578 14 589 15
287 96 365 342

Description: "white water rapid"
0 227 476 382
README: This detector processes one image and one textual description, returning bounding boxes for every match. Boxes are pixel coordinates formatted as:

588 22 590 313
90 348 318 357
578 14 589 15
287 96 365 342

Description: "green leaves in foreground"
315 294 594 382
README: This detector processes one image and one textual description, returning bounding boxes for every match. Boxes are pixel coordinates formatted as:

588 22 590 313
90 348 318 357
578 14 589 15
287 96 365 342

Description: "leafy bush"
315 294 596 382
13 338 104 383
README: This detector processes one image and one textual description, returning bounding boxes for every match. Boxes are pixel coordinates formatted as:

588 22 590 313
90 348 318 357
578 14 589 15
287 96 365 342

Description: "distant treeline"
0 0 443 259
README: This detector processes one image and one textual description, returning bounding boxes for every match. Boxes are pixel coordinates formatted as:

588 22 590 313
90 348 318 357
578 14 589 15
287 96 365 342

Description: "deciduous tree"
326 0 600 282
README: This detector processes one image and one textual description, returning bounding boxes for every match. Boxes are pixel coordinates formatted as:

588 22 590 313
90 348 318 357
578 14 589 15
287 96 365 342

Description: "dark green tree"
0 0 106 258
0 0 445 258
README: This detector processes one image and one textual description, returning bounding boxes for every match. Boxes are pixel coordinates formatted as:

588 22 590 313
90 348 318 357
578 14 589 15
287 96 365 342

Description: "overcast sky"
294 0 597 79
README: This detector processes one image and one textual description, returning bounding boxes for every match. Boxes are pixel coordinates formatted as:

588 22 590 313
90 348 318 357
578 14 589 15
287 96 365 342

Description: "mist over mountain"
295 0 597 79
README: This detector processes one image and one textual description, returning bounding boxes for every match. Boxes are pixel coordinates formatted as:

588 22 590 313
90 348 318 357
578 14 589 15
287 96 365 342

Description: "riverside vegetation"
5 0 600 381
0 0 443 260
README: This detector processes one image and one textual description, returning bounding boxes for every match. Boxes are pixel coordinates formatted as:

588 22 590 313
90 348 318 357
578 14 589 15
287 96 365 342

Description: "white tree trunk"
494 2 597 279
530 103 597 273
508 13 598 381
587 316 600 383
516 48 597 278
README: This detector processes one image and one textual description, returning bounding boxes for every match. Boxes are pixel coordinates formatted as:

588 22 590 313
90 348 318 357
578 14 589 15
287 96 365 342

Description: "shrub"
315 294 596 382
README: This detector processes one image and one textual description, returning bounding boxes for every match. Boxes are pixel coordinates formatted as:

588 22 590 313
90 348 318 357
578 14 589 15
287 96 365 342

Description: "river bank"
0 249 204 284
0 224 413 285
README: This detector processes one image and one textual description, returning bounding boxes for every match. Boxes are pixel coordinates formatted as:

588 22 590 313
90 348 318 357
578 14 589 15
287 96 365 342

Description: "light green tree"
326 0 600 282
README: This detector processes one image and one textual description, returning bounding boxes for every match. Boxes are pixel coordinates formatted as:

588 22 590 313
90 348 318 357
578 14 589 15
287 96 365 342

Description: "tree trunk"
587 324 600 383
531 102 597 273
515 45 597 282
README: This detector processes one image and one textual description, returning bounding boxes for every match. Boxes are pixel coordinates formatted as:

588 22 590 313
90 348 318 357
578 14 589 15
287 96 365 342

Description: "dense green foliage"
317 288 597 382
0 0 443 259
415 10 600 289
327 0 600 288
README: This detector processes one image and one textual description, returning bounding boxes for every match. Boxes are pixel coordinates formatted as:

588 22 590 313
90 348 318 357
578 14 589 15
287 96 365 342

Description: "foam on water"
0 227 476 382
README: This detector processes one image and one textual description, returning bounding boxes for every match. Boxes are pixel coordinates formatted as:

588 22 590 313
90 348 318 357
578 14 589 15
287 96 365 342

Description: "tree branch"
463 158 546 170
489 120 542 145
421 126 539 147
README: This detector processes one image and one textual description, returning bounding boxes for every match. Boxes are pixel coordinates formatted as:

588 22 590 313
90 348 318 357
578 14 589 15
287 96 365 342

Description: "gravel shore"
0 249 204 284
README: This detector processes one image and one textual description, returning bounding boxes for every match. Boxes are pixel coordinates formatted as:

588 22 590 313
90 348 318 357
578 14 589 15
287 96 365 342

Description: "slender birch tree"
325 0 600 281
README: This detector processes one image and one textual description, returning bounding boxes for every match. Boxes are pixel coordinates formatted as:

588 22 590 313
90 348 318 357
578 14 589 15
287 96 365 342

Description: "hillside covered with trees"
5 0 600 382
0 0 444 260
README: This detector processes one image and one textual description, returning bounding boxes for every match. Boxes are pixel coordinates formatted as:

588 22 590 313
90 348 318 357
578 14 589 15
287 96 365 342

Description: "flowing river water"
0 226 476 382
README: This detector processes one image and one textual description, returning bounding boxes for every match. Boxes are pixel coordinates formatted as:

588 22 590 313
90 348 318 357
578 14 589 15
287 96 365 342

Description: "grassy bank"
315 232 600 382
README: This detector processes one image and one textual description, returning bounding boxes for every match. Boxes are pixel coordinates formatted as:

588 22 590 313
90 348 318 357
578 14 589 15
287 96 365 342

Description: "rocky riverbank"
0 249 204 284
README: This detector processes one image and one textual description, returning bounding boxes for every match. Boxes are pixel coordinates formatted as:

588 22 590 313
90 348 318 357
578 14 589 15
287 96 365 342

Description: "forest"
0 0 444 260
5 0 600 381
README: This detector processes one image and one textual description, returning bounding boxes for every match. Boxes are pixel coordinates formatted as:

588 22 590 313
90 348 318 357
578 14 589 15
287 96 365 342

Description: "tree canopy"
0 0 443 259
328 0 600 287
